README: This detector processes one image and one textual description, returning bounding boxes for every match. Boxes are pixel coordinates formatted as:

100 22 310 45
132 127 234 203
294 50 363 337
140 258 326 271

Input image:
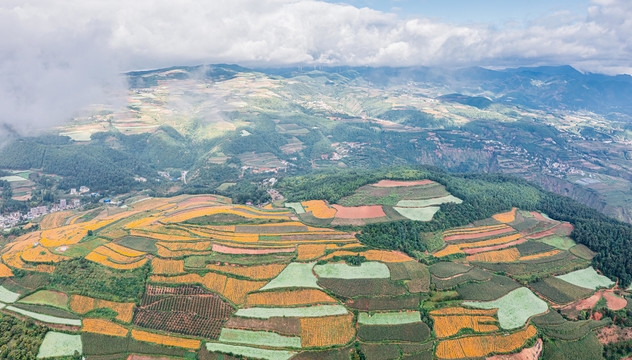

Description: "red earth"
463 238 527 254
444 227 514 241
331 204 386 219
211 243 295 255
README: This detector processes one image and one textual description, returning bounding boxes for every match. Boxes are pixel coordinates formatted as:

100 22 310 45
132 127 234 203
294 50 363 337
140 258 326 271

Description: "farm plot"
432 268 492 291
299 313 355 347
70 295 135 322
261 262 320 290
396 195 462 208
319 278 408 298
357 322 431 342
219 328 302 348
431 308 499 338
245 289 337 307
463 287 548 329
434 233 523 258
358 311 421 325
7 304 82 326
234 305 348 319
284 202 306 214
206 263 287 280
0 285 20 303
529 276 593 304
456 275 521 301
18 290 68 309
314 262 390 279
151 258 185 275
436 325 537 359
131 329 200 349
393 206 439 221
555 266 614 290
206 343 296 360
428 262 472 278
225 316 301 337
82 318 129 337
37 332 82 359
345 294 422 311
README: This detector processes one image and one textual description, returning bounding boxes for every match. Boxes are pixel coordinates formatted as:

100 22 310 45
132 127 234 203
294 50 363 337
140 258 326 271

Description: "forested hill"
278 166 632 287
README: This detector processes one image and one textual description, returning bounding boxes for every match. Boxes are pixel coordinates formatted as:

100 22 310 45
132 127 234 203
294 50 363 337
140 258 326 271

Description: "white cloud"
1 0 632 135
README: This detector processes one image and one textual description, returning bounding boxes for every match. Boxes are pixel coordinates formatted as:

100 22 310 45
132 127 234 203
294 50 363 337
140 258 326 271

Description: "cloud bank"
1 0 631 135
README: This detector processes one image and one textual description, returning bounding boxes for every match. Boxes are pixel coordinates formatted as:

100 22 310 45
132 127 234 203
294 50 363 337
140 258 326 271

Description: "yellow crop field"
300 313 354 347
82 318 129 337
161 206 290 223
492 208 517 223
434 233 522 258
69 295 135 322
35 264 55 273
3 252 27 270
436 325 537 359
432 314 499 338
40 211 73 230
519 250 561 261
206 263 286 280
93 246 143 264
104 243 146 257
466 247 521 262
131 329 200 349
21 245 70 263
40 226 87 247
124 216 158 229
85 251 148 270
245 289 337 307
149 273 264 305
301 200 336 219
443 224 510 236
157 241 211 251
151 258 185 275
297 244 328 260
430 307 496 316
129 229 197 241
129 198 173 212
223 277 267 304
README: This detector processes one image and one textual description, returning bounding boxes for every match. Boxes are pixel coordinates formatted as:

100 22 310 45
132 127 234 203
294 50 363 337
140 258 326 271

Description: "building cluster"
0 198 82 230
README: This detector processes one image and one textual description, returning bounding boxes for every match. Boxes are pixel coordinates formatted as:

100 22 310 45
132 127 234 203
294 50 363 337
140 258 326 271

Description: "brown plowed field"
332 205 386 219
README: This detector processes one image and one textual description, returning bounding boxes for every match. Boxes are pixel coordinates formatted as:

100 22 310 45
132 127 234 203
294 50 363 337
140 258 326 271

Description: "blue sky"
325 0 590 25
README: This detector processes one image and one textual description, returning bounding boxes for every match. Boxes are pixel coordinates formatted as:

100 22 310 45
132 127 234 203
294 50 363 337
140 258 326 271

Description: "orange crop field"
463 238 527 254
40 226 87 247
245 289 337 307
300 314 354 347
40 211 73 230
436 325 537 359
432 314 499 338
3 252 28 270
297 244 328 260
0 263 14 277
443 227 515 241
205 263 286 280
105 242 146 257
223 277 267 304
85 252 148 270
70 295 135 322
301 200 337 219
82 318 129 337
161 206 290 223
444 224 509 236
131 329 200 349
156 245 213 258
211 243 295 255
492 208 517 223
320 249 413 263
435 233 523 258
35 264 55 273
124 216 158 229
21 245 69 263
151 258 185 274
150 273 264 305
129 229 197 241
430 307 496 316
466 247 521 262
93 246 144 264
518 250 561 261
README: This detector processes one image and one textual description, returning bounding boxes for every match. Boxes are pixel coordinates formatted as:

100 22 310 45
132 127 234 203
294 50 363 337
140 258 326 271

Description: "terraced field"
0 189 620 359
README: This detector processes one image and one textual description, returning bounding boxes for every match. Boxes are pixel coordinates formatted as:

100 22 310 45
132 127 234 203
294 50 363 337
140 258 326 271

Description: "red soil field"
574 291 602 310
486 338 543 360
211 243 295 255
603 291 627 310
462 238 527 254
372 179 435 187
529 212 555 222
178 196 220 207
526 223 574 239
332 205 386 219
597 326 632 345
443 227 515 241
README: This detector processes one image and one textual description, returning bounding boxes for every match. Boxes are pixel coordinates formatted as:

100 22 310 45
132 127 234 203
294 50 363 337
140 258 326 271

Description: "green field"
555 266 614 290
206 343 296 360
0 285 20 303
37 332 82 359
18 290 68 309
219 328 302 348
357 311 421 325
396 195 462 207
393 206 439 221
529 276 593 304
539 235 576 250
428 262 472 278
463 287 548 329
6 305 82 326
314 262 390 279
284 202 305 214
261 262 320 290
234 305 348 319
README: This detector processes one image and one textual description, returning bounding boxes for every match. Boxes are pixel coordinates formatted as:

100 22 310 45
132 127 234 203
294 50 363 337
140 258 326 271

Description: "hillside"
1 167 632 359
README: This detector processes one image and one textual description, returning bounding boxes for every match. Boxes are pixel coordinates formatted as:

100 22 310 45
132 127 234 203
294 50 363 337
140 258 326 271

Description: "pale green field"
358 311 421 325
0 286 20 303
393 206 439 221
0 175 28 183
234 305 348 319
464 287 548 329
219 328 301 348
314 262 390 279
37 332 82 359
539 235 576 250
261 262 320 290
6 306 82 326
59 131 93 142
206 343 296 360
556 266 614 290
396 195 462 207
18 290 68 309
284 202 306 214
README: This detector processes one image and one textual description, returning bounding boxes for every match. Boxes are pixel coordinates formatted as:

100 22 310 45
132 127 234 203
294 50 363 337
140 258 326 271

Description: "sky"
0 0 631 136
